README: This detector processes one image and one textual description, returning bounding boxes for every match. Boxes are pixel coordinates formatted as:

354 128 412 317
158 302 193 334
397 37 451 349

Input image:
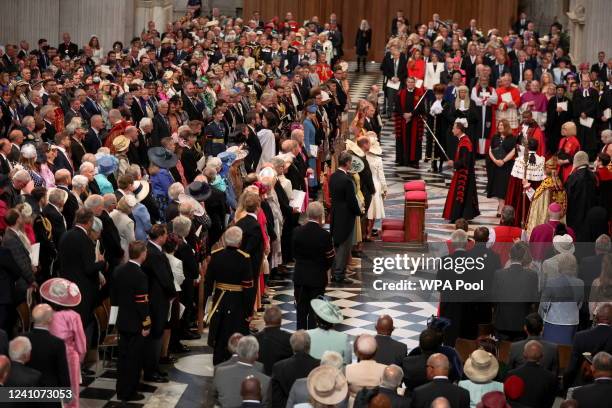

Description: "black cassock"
565 167 599 237
424 97 450 170
572 88 599 160
546 96 573 156
471 86 496 155
599 86 612 132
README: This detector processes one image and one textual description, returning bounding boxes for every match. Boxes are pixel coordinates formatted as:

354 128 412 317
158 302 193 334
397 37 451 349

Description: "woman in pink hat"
41 278 86 408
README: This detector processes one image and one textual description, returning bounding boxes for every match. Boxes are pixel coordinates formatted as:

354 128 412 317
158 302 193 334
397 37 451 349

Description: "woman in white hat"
458 349 503 408
539 252 584 344
364 132 387 241
109 195 137 262
306 365 349 407
41 278 86 408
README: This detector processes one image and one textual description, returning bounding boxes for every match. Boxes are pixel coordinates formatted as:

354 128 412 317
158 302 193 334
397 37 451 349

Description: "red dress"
316 63 333 82
557 136 581 183
408 59 425 82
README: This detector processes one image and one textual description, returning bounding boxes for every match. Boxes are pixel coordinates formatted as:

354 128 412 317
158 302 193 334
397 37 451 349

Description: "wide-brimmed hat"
186 181 212 202
99 65 113 76
225 145 248 161
553 234 575 254
345 139 364 156
178 193 205 216
148 147 178 169
133 180 150 203
572 150 589 168
306 366 348 405
350 154 364 173
464 349 499 383
112 135 130 152
40 278 82 308
476 391 510 408
368 134 382 155
96 154 118 175
310 298 343 324
217 151 237 165
21 144 37 159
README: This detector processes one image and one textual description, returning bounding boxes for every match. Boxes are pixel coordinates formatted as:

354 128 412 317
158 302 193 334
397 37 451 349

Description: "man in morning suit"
58 208 105 335
270 330 320 407
23 304 70 403
113 241 152 402
507 313 558 372
214 333 264 374
235 192 264 310
565 303 612 388
329 152 362 284
5 337 41 387
43 188 68 248
573 351 612 407
410 353 470 408
292 202 335 330
254 306 293 375
373 315 408 366
506 340 557 408
205 227 254 365
141 224 176 383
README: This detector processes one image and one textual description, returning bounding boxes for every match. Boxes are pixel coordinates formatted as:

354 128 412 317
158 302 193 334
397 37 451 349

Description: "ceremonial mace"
413 89 451 162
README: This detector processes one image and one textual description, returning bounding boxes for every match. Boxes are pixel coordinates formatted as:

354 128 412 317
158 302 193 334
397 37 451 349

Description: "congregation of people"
0 3 609 408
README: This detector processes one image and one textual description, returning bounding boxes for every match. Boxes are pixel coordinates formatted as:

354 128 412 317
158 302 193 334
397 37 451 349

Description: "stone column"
135 0 174 36
566 2 586 63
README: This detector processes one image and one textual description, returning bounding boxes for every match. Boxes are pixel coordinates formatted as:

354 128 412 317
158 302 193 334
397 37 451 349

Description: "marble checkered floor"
79 61 499 408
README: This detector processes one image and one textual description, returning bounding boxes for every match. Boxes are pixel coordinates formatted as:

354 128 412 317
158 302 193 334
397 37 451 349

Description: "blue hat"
217 151 237 164
306 104 317 113
96 154 118 175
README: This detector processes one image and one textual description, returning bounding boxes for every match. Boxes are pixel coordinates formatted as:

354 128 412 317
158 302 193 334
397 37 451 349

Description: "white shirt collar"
149 240 162 251
129 259 141 266
247 212 258 220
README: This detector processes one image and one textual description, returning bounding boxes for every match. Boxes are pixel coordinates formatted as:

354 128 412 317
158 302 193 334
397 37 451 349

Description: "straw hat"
112 135 130 152
345 139 364 156
310 298 343 324
464 349 499 383
306 366 348 406
40 278 82 308
133 180 150 203
552 234 575 254
225 145 248 161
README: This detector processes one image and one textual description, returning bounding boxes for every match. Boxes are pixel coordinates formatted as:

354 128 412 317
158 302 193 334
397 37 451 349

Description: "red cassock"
443 135 480 221
522 124 546 158
394 87 424 166
408 59 426 81
557 136 581 183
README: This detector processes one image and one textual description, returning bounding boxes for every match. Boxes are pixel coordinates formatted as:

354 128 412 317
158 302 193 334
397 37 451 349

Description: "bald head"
31 303 54 328
431 397 451 408
241 375 262 402
381 364 403 389
426 353 450 379
0 355 10 384
227 333 244 354
523 340 543 362
355 334 377 359
376 314 394 335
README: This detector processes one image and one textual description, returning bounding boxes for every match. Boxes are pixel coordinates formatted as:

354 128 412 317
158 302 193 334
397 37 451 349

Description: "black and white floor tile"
80 62 499 407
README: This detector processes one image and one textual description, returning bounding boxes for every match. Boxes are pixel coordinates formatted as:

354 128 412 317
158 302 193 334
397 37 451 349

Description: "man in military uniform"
113 240 151 402
204 107 227 156
205 226 254 365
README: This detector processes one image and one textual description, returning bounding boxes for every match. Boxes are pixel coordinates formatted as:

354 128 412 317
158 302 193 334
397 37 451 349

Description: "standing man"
329 152 362 285
235 193 264 311
394 77 425 167
141 224 176 383
381 47 407 117
205 226 254 365
572 75 599 160
292 202 335 329
113 241 151 403
442 119 480 222
58 208 105 338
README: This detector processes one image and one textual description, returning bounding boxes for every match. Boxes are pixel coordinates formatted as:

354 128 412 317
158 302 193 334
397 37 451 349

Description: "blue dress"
150 169 175 220
303 118 317 187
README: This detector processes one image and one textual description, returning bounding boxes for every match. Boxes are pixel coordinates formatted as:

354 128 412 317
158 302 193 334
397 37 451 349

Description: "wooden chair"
94 303 118 369
454 338 478 363
498 340 512 364
15 302 31 333
558 344 573 374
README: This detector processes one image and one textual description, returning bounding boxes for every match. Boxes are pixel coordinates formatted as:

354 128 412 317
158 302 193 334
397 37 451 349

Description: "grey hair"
236 335 259 361
65 121 79 136
139 117 153 130
12 169 31 183
320 351 344 369
108 109 122 123
595 234 611 253
22 116 35 127
48 188 68 207
8 336 31 362
381 364 404 389
206 157 222 170
103 193 117 209
224 226 243 247
557 253 577 277
72 175 89 190
127 164 142 179
306 201 324 222
172 215 192 238
593 351 612 372
270 156 285 169
289 330 311 353
602 129 612 145
450 229 468 249
168 182 185 200
40 105 55 118
79 161 95 174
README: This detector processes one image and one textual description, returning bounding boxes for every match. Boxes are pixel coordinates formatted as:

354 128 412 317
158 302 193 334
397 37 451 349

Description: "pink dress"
50 310 87 408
